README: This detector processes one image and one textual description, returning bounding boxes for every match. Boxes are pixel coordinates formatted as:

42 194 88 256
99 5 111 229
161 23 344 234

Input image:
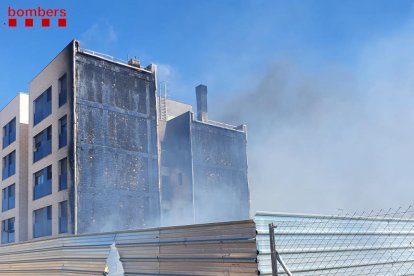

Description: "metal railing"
256 209 414 275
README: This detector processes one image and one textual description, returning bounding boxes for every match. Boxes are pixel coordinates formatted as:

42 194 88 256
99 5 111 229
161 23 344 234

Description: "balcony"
33 180 52 200
59 217 68 233
59 174 67 190
59 130 67 148
33 140 52 163
33 221 52 238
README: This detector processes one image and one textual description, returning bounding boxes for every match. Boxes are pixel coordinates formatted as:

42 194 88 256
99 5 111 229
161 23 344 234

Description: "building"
0 40 250 243
0 93 29 243
159 85 250 226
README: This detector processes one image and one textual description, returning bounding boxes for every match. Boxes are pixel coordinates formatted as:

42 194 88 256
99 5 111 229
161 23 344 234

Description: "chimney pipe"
196 84 208 122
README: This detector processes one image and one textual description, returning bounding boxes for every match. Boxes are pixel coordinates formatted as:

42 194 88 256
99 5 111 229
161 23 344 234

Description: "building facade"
0 40 250 243
0 93 29 243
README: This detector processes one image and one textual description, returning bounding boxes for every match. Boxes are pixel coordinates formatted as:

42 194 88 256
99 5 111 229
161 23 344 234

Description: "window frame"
2 184 15 212
59 74 68 107
33 87 52 126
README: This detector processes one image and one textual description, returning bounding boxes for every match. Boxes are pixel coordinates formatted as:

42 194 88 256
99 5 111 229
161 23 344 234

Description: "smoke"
219 22 414 215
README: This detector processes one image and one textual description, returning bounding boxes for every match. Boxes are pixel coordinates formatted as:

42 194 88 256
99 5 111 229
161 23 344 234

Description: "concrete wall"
74 52 160 233
191 120 250 223
160 112 194 226
28 42 73 239
160 111 250 225
0 93 29 243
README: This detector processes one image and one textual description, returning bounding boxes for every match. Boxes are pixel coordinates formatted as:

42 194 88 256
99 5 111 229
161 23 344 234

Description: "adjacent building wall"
0 93 29 243
191 120 249 223
74 51 160 233
27 43 73 239
160 112 194 226
160 109 250 225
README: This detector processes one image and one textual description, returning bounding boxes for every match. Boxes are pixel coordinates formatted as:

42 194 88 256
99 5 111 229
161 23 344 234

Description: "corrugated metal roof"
0 220 258 275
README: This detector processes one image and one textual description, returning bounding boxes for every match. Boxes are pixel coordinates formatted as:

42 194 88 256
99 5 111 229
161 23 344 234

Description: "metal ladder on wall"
158 81 168 121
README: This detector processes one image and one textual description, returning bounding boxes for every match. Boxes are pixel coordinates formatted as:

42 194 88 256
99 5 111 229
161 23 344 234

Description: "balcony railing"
59 174 67 190
33 180 52 200
33 221 52 238
33 140 52 163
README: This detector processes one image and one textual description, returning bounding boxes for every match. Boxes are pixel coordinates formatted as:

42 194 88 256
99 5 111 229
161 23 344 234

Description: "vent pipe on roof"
128 58 140 68
196 84 208 122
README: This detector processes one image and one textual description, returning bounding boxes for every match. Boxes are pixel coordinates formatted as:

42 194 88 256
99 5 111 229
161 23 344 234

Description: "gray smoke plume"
217 24 414 215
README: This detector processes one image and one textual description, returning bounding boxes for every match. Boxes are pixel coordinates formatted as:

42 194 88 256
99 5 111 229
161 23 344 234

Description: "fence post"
269 223 278 276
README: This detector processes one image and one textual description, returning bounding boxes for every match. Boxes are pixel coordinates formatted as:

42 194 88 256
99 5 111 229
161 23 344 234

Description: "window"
3 118 16 149
33 206 52 238
2 184 15 212
33 126 52 163
59 115 67 148
59 158 67 191
33 87 52 125
2 217 15 244
2 151 16 180
33 165 52 200
59 74 67 107
59 201 68 233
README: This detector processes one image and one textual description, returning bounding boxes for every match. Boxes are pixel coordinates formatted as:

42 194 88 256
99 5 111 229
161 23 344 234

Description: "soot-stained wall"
191 122 249 223
161 110 250 225
160 112 194 226
75 53 159 233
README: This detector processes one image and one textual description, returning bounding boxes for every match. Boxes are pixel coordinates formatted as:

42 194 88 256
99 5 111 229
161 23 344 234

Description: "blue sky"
0 0 413 110
2 1 414 214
